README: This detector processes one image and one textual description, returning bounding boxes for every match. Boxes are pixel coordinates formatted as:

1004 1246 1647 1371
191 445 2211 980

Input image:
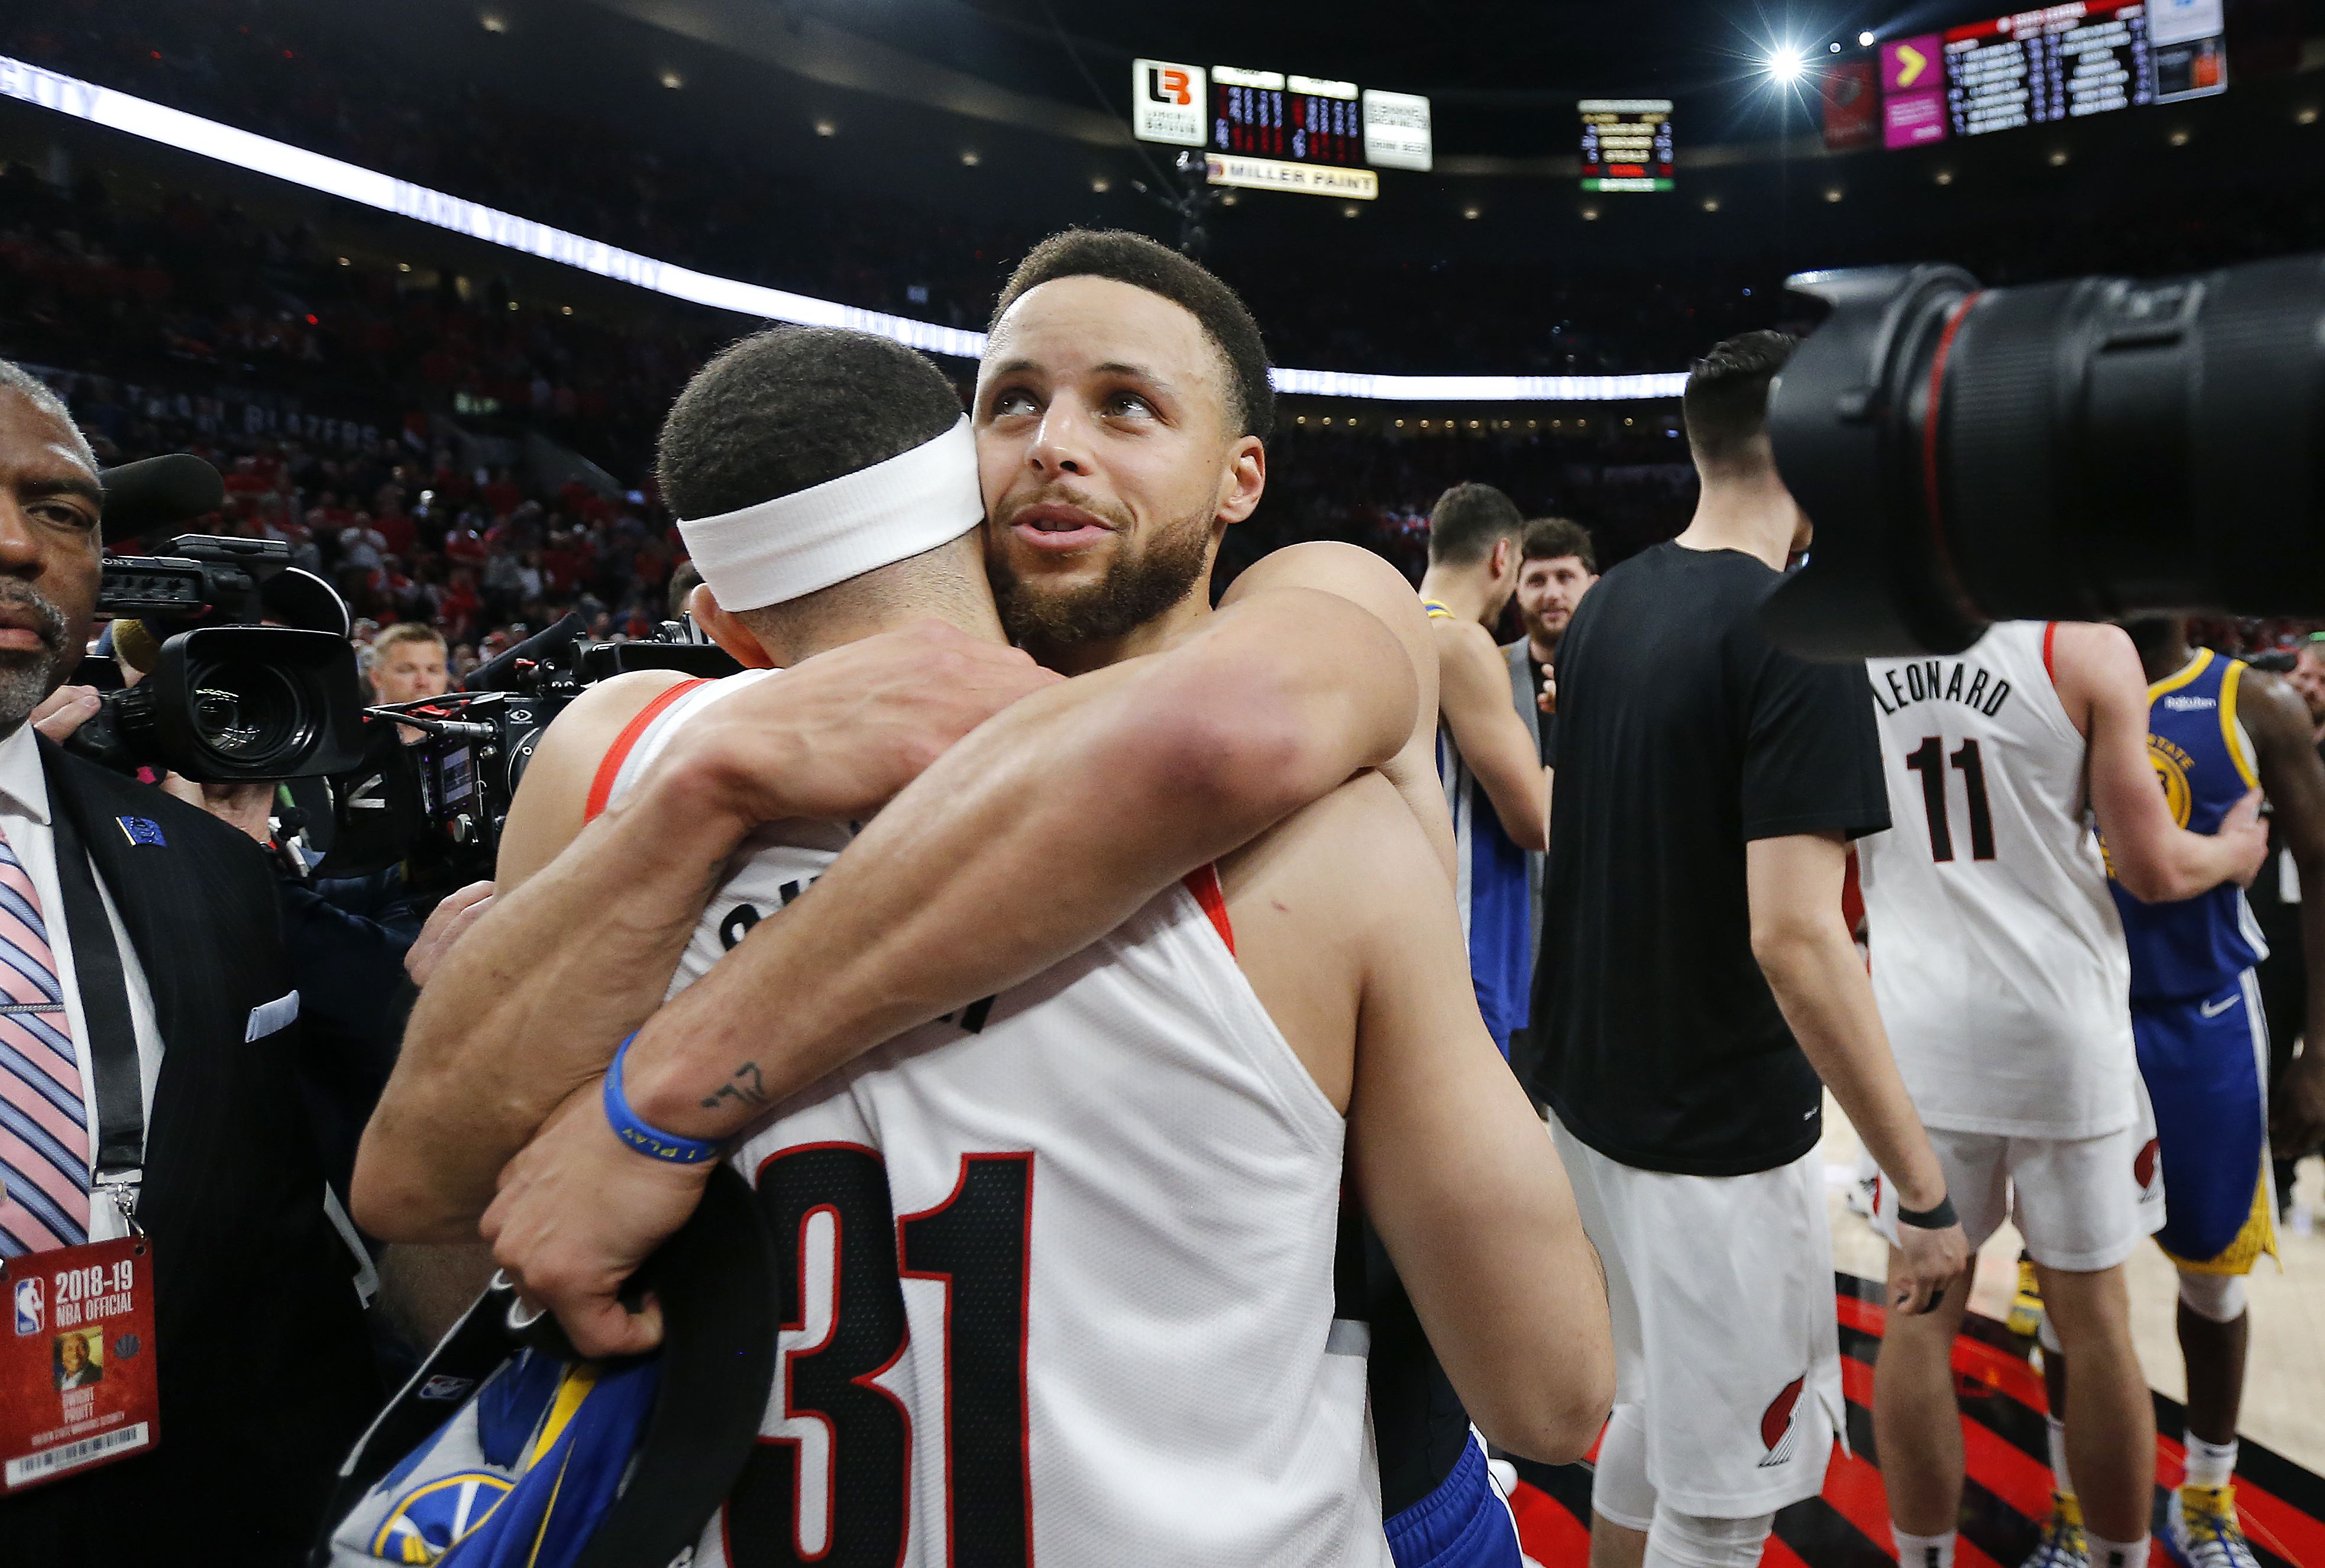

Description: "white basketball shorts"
1548 1114 1844 1518
1870 1110 2165 1273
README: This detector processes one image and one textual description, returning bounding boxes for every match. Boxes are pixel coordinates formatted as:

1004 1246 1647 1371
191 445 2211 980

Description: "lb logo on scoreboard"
1134 59 1207 147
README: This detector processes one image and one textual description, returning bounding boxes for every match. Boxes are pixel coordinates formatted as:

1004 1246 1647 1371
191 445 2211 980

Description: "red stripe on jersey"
1182 864 1234 955
584 678 711 823
2043 622 2059 685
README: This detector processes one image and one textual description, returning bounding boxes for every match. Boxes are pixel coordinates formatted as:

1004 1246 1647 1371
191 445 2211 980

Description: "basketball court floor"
1505 1100 2325 1568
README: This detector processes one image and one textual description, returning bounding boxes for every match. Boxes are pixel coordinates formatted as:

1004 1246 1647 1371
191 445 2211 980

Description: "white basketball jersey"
1858 623 2137 1140
597 671 1387 1568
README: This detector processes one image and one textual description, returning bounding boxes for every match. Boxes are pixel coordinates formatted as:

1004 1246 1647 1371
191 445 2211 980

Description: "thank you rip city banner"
0 53 1687 403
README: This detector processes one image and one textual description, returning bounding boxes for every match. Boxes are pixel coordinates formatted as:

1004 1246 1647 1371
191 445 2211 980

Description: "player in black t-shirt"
1531 331 1967 1568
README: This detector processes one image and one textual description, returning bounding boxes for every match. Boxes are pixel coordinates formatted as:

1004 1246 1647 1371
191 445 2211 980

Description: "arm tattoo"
700 1059 770 1112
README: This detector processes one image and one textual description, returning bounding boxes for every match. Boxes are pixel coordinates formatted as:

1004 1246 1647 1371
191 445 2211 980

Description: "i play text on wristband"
1897 1192 1958 1230
602 1033 725 1165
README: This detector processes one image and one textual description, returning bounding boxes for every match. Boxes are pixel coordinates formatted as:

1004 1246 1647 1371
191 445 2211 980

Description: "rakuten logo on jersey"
2162 694 2217 711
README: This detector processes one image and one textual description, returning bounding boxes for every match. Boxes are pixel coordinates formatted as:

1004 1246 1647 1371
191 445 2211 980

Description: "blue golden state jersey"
2109 648 2268 1001
1425 600 1532 1056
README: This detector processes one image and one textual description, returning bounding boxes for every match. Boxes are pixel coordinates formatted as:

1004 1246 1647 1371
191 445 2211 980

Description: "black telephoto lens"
1764 252 2325 660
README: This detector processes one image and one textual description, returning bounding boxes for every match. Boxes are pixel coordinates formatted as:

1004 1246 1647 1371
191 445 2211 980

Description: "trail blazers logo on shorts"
1758 1375 1807 1467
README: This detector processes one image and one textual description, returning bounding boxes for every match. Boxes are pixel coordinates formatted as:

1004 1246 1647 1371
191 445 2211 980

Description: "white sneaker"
2168 1483 2261 1568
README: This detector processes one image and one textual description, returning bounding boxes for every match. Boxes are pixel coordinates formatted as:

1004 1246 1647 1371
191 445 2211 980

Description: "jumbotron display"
1880 0 2226 147
1133 57 1432 201
1579 100 1676 191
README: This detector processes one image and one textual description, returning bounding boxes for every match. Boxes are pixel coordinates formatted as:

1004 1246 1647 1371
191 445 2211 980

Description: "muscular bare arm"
474 585 1418 1352
355 628 1059 1242
1340 781 1609 1459
617 581 1419 1138
354 671 706 1242
1433 616 1549 851
1747 831 1968 1312
2051 622 2268 903
1222 542 1454 876
2243 671 2325 1156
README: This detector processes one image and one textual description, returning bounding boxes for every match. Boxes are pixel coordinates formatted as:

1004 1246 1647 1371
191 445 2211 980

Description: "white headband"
677 416 982 612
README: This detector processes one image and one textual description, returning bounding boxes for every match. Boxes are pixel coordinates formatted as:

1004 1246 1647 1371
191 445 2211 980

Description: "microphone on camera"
96 454 227 543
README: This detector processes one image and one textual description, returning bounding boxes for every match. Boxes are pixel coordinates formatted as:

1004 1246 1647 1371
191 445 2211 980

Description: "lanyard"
47 800 145 1218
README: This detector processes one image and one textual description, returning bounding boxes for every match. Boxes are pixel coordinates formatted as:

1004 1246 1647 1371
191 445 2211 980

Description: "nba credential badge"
0 1236 160 1491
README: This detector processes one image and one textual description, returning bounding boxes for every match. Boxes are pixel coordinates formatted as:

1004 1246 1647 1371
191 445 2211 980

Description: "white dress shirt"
0 721 165 1243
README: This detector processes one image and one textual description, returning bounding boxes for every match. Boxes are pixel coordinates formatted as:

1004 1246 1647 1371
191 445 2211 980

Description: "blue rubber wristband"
602 1033 723 1165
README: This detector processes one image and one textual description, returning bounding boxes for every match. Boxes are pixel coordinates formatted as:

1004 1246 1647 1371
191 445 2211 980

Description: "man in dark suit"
0 363 378 1564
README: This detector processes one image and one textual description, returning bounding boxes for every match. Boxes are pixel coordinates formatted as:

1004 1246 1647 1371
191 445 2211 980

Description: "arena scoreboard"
1579 101 1674 192
1877 0 2225 148
1133 58 1432 201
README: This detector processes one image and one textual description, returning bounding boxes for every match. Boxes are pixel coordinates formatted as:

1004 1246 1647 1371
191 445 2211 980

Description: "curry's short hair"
1427 482 1524 566
1683 330 1796 467
1521 517 1596 574
657 328 963 520
991 230 1274 442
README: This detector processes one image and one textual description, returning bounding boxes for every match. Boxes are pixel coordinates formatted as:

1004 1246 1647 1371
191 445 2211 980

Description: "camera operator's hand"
646 620 1060 829
406 880 495 988
160 775 276 845
30 684 100 742
479 1075 710 1357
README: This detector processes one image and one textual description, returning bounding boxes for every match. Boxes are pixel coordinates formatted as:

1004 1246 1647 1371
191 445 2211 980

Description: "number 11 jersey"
1858 622 2138 1140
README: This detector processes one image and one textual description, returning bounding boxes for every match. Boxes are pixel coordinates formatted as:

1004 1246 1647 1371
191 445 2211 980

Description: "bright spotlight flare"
1767 45 1809 83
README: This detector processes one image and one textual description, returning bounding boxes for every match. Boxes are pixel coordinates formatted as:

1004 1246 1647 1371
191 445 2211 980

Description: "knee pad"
2039 1314 2063 1356
1643 1504 1776 1568
1591 1402 1655 1534
2177 1270 2248 1324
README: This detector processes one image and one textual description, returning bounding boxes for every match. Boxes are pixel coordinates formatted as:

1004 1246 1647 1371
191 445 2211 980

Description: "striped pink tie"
0 822 90 1255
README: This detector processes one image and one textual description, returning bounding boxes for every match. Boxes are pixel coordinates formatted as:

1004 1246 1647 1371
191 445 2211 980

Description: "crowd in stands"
1 148 1706 656
15 0 2320 384
7 1 2324 661
38 366 688 677
0 159 727 479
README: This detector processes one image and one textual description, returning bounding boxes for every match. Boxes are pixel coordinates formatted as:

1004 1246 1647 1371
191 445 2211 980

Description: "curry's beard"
0 583 69 730
990 512 1212 665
